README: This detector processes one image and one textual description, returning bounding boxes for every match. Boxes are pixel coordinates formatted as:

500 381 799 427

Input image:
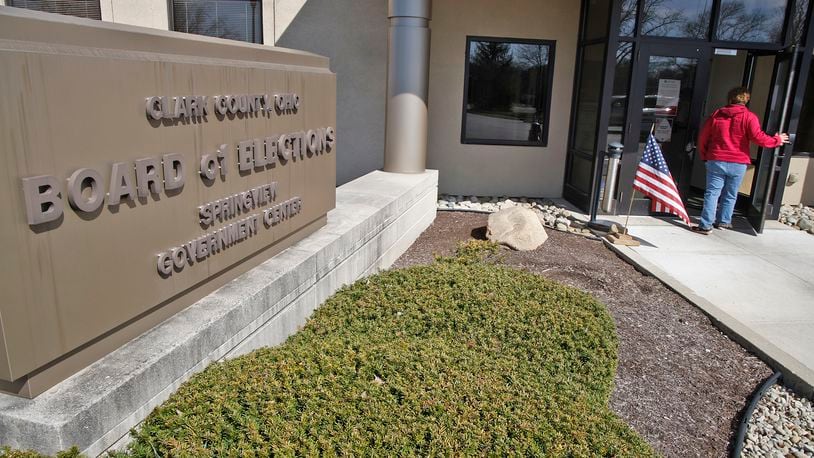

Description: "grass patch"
117 241 653 456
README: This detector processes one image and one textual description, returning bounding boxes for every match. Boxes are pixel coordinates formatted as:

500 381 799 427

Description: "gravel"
742 383 814 457
779 204 814 235
438 194 594 236
393 211 773 457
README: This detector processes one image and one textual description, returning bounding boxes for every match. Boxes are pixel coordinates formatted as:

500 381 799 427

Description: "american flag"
632 133 690 224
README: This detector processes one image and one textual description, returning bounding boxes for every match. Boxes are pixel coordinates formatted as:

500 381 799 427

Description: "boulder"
486 207 548 251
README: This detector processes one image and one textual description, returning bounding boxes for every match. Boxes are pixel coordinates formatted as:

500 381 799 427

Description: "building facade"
3 0 814 232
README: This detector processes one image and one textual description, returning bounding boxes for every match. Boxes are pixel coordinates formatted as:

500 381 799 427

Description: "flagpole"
623 190 635 234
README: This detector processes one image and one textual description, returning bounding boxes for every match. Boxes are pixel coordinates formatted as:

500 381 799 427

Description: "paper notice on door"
654 117 673 142
656 79 680 107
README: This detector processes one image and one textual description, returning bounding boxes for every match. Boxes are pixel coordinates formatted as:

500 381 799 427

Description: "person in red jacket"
693 87 789 234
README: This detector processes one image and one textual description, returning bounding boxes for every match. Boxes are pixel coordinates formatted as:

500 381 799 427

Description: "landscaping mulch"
393 211 773 458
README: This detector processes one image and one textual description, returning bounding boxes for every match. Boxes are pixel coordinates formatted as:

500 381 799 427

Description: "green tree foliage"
468 42 515 113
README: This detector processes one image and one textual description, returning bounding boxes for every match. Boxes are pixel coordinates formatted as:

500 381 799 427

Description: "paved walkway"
600 215 814 397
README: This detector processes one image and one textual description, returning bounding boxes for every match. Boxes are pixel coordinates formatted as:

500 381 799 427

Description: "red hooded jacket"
697 104 783 164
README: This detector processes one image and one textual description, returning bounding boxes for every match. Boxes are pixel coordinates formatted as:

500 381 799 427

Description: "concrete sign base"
0 170 438 455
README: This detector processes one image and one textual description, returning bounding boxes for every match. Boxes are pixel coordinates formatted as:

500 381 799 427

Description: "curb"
601 237 814 400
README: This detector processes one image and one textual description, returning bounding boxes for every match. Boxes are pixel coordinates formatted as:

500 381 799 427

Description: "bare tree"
714 1 771 42
616 41 633 65
619 0 638 35
516 44 548 70
639 0 687 37
788 0 809 44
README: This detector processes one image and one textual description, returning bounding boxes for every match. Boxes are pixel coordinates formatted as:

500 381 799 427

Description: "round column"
383 0 431 173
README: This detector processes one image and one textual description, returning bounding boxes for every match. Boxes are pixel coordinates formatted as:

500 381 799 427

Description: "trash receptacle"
601 142 624 213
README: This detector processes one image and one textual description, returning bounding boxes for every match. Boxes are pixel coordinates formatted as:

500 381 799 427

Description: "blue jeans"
699 160 748 229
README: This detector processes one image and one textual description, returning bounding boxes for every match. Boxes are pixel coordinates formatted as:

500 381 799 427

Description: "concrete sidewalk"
601 216 814 398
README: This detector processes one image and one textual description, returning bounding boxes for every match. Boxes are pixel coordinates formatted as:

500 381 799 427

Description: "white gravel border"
437 194 596 236
742 383 814 457
779 204 814 235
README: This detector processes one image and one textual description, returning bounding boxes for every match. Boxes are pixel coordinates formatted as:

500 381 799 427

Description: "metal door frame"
746 45 810 231
616 42 711 214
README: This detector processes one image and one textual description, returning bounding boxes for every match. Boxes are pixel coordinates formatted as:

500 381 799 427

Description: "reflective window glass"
794 66 814 154
568 154 595 194
8 0 101 19
641 0 712 39
715 0 788 43
636 55 698 185
584 0 612 40
572 43 606 154
640 55 697 144
172 0 263 44
619 0 638 36
462 37 555 146
608 42 633 146
791 0 809 44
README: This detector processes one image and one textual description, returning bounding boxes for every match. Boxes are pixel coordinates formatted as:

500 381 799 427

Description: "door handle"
686 141 696 160
685 141 696 152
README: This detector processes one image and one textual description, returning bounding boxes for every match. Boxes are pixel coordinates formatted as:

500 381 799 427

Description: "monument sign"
0 9 336 397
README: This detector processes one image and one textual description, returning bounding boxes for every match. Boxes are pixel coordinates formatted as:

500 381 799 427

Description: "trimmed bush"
116 242 653 456
0 447 81 458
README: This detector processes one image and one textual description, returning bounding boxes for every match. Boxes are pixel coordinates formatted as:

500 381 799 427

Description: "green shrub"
444 239 501 264
118 244 653 457
0 447 81 458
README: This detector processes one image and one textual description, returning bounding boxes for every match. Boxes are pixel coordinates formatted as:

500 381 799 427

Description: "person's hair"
728 87 751 105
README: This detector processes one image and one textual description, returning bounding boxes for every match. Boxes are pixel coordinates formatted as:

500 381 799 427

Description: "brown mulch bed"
392 211 772 458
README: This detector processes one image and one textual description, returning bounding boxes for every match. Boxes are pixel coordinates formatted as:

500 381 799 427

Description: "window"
8 0 101 20
794 58 814 154
566 43 606 195
583 0 611 41
461 36 556 146
571 44 605 155
791 0 810 45
640 0 712 39
619 0 637 36
171 0 262 44
715 0 788 43
608 42 633 147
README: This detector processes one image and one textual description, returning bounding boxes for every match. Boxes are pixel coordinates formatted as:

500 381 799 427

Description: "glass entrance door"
747 49 801 232
617 44 710 214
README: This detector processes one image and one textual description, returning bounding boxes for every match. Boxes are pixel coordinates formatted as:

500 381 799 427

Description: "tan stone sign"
0 9 336 397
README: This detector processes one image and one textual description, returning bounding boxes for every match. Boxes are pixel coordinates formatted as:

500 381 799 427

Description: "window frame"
624 0 795 50
7 0 102 20
167 0 264 45
460 35 557 147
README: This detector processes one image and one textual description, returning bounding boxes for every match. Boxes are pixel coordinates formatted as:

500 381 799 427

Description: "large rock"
486 207 548 251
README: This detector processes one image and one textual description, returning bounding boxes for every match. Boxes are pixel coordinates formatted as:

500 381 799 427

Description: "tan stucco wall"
427 0 580 197
273 0 307 42
275 0 387 186
100 0 168 30
782 156 814 206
